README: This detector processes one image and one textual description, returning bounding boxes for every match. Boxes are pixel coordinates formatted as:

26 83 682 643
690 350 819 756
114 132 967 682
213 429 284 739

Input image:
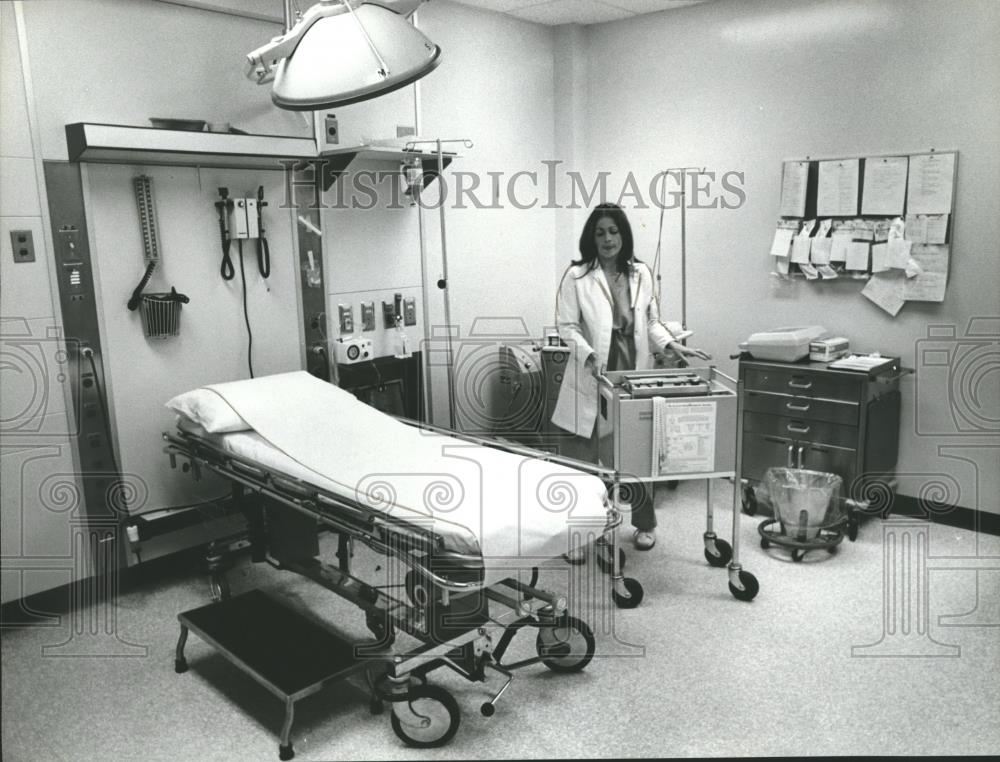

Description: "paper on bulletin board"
780 161 809 217
862 272 906 316
846 241 870 271
862 156 908 215
905 214 948 244
817 159 860 216
652 399 716 476
830 230 853 262
906 152 956 215
769 227 794 258
903 244 950 302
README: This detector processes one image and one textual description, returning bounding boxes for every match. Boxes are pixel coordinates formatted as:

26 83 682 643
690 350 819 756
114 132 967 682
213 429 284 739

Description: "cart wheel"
595 547 626 574
405 570 433 610
791 549 805 563
827 545 838 555
704 539 733 568
760 537 770 550
536 616 596 673
741 487 758 516
847 518 859 542
209 573 230 602
611 577 644 609
278 743 294 760
728 571 759 602
390 685 460 748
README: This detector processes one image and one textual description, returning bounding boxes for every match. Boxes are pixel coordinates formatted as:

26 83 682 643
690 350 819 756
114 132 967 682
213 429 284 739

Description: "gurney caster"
536 616 595 672
611 578 644 608
390 684 460 748
702 533 733 568
726 566 759 602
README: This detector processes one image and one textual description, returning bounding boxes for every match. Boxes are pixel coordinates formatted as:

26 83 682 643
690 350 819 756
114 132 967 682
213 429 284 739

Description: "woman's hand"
584 353 602 379
670 342 712 361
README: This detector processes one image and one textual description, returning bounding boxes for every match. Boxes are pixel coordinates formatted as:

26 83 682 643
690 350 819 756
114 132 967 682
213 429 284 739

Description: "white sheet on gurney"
194 372 609 574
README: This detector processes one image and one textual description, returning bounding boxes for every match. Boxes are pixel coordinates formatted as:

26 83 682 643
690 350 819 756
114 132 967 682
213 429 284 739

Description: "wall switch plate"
325 114 339 145
57 226 80 261
403 297 417 326
361 302 375 331
10 230 36 262
382 301 396 328
338 304 354 334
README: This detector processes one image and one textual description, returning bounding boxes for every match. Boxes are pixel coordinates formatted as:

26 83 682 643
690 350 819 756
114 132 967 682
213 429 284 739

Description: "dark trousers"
556 432 656 532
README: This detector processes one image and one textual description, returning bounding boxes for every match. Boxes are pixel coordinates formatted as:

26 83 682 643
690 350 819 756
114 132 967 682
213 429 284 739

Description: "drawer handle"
798 445 806 466
788 379 812 390
787 444 795 467
786 401 811 412
787 423 810 434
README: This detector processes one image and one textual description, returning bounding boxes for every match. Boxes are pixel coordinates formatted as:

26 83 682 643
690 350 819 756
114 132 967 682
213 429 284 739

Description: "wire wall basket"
140 290 187 339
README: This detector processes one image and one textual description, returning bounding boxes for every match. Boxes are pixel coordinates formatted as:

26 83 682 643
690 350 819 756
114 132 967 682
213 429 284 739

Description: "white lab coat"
551 260 675 438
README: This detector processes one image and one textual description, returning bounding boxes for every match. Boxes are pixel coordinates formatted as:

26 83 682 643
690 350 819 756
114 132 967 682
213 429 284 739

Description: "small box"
809 336 850 362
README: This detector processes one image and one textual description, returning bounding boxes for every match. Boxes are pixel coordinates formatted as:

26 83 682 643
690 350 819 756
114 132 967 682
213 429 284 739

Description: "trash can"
757 467 847 561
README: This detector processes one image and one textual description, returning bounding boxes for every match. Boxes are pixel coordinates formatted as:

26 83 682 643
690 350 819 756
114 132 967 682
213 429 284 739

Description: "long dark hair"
572 203 635 275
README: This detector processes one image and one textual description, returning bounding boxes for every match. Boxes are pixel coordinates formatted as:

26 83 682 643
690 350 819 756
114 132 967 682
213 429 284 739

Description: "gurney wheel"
704 539 732 568
390 684 460 748
847 517 859 542
537 616 596 673
728 571 759 602
741 486 758 516
611 578 644 609
278 743 294 761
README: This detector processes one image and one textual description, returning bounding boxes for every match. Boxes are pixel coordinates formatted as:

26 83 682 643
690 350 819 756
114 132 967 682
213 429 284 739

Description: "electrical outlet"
403 297 417 326
338 304 354 334
325 113 339 145
361 302 375 331
382 301 396 328
10 230 35 262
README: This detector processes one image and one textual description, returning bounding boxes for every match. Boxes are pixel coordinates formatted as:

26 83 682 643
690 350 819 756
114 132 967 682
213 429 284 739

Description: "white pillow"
165 388 251 434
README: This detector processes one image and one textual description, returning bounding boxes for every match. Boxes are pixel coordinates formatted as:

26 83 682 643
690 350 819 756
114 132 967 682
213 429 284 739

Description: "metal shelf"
66 122 317 171
317 144 456 192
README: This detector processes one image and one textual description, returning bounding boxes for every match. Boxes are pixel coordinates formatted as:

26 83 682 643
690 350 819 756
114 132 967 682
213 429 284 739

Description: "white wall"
1 3 84 603
581 0 1000 513
415 0 558 428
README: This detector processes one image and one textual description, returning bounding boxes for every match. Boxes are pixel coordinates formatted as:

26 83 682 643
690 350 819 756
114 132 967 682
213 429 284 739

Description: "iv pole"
406 138 473 429
655 166 705 333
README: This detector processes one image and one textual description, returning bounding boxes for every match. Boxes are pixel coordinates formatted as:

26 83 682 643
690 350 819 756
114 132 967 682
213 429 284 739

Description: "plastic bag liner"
761 468 843 541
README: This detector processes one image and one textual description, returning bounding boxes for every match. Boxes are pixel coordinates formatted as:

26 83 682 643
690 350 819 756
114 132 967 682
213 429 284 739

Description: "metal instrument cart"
595 367 760 601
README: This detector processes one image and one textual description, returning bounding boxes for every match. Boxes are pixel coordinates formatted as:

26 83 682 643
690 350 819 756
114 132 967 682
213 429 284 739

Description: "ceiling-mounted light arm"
245 0 425 85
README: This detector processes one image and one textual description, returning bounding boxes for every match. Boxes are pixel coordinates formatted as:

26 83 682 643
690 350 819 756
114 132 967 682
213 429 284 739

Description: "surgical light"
245 0 441 111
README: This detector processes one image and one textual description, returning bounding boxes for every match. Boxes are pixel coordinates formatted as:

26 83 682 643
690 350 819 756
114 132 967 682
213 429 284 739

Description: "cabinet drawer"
741 432 857 487
743 412 858 449
743 390 858 426
744 368 860 402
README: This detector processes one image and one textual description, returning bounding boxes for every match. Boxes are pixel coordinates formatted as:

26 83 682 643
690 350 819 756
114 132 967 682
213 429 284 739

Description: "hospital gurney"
162 372 637 758
596 367 760 601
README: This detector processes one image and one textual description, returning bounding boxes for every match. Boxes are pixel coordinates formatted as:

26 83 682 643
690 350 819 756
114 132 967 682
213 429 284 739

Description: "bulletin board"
768 149 958 316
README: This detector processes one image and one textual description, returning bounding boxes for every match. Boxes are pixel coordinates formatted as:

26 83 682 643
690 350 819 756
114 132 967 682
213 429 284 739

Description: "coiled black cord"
238 239 254 378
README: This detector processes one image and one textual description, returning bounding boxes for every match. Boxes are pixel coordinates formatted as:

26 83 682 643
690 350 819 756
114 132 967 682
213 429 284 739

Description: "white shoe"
633 529 656 550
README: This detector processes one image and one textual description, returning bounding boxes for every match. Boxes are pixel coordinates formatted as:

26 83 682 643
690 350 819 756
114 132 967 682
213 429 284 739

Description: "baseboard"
891 494 1000 536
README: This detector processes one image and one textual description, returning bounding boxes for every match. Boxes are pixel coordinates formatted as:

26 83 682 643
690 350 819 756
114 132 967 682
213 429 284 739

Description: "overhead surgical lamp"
246 0 441 110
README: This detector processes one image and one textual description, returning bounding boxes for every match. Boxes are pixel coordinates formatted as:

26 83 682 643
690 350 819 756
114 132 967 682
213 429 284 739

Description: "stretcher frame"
595 366 760 601
163 421 637 758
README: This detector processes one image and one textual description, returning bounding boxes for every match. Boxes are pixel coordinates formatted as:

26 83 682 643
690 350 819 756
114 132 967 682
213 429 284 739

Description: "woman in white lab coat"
551 203 710 549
